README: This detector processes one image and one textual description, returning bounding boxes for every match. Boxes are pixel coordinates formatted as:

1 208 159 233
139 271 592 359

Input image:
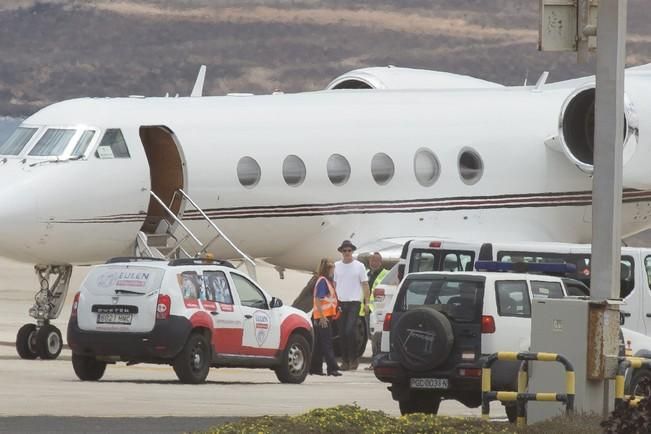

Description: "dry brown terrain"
0 0 649 116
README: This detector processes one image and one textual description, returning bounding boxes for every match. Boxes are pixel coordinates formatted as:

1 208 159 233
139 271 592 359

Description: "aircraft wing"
355 237 445 265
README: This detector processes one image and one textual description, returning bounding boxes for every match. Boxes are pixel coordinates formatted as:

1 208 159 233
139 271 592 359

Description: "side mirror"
270 297 283 308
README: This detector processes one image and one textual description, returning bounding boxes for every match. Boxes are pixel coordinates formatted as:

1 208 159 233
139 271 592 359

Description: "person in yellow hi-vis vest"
362 252 388 369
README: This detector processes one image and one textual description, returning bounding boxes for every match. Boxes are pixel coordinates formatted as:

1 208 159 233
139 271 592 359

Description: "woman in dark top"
310 258 342 376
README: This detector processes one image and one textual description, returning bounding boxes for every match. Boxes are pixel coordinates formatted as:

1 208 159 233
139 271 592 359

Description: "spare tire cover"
392 307 454 371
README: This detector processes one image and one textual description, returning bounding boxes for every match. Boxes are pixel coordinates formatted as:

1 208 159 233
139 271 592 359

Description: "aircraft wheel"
35 324 63 360
16 324 38 360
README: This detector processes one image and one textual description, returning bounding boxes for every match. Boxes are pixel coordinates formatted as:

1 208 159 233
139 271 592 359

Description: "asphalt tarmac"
0 259 506 433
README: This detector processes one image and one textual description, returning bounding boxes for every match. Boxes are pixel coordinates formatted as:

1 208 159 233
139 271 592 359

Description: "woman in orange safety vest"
310 258 342 376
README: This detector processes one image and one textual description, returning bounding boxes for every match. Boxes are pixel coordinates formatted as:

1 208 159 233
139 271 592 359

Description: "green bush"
200 404 515 434
199 405 610 434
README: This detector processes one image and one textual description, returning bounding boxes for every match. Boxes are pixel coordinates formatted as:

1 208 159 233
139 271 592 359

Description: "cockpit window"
71 130 96 158
95 129 130 159
29 128 76 156
0 127 37 155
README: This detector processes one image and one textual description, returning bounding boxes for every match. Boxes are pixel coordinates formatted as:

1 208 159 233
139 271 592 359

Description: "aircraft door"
139 126 186 233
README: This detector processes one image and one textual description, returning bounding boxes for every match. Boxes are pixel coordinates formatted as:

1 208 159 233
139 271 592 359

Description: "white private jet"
1 64 651 359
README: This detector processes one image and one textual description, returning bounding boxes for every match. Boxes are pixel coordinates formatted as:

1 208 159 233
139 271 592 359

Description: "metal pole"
590 0 627 418
591 0 627 302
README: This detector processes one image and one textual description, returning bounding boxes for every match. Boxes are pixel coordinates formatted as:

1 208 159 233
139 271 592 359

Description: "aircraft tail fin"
191 65 207 97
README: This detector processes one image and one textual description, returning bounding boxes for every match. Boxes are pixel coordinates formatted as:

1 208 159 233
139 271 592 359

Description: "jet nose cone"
0 163 42 262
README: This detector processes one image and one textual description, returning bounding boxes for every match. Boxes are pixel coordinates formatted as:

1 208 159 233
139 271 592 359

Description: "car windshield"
399 276 485 322
379 263 400 286
0 127 38 156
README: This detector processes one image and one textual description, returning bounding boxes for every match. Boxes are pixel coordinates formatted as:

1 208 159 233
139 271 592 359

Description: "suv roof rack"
474 260 577 275
105 257 166 264
168 258 235 268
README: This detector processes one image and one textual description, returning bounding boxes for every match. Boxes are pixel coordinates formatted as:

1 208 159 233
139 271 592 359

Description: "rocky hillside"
0 0 649 116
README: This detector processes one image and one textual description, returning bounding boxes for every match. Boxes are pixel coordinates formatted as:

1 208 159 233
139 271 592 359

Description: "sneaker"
327 370 342 377
340 361 350 371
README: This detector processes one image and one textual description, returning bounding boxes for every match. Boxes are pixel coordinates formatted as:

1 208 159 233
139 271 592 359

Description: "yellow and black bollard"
615 356 651 407
481 351 575 427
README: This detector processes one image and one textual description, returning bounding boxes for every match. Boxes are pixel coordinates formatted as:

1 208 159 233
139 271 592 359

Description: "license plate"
410 378 449 389
97 313 133 325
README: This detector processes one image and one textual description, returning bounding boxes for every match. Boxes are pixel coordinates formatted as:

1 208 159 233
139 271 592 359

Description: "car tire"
34 324 63 360
392 307 454 371
505 404 518 423
629 368 651 398
16 323 38 360
173 332 211 384
72 353 107 381
331 316 367 359
398 393 441 415
275 333 310 384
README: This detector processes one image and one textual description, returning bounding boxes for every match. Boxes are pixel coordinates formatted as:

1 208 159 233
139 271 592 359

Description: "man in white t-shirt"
333 240 369 370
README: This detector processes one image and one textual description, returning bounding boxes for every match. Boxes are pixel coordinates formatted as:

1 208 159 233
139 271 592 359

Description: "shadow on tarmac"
0 416 237 434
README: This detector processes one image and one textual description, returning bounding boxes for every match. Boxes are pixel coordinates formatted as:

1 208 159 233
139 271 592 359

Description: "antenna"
191 65 207 97
534 71 550 91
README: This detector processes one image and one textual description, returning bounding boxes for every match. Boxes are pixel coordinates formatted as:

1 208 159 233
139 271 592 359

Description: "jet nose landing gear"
15 265 71 360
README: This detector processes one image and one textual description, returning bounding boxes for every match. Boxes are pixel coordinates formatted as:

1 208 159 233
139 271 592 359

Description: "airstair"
135 189 257 278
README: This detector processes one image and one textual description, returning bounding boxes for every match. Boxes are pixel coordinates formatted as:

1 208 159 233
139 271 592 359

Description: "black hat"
337 240 357 252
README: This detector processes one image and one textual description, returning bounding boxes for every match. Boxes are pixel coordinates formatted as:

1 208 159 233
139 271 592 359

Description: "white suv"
373 270 573 419
67 257 313 384
374 267 651 420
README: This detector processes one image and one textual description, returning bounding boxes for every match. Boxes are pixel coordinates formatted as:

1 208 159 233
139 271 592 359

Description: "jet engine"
326 66 502 90
558 84 639 174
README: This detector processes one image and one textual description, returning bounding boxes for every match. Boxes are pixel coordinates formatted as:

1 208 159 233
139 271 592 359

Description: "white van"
394 240 651 338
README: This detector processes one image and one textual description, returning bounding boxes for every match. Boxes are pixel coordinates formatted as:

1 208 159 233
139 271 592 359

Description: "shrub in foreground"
602 377 651 434
519 413 603 434
200 404 609 434
200 404 514 434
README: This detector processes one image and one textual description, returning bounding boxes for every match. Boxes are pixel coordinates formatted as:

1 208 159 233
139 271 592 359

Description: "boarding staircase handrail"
149 190 203 247
177 188 256 271
136 230 160 258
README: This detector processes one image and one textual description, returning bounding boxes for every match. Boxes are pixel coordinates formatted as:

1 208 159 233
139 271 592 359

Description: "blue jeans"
339 301 361 364
311 318 339 374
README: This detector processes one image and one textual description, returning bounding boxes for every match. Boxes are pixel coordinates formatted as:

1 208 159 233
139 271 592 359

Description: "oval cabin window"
413 148 440 187
327 154 351 186
237 156 261 188
459 148 484 185
283 155 306 186
371 153 395 185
